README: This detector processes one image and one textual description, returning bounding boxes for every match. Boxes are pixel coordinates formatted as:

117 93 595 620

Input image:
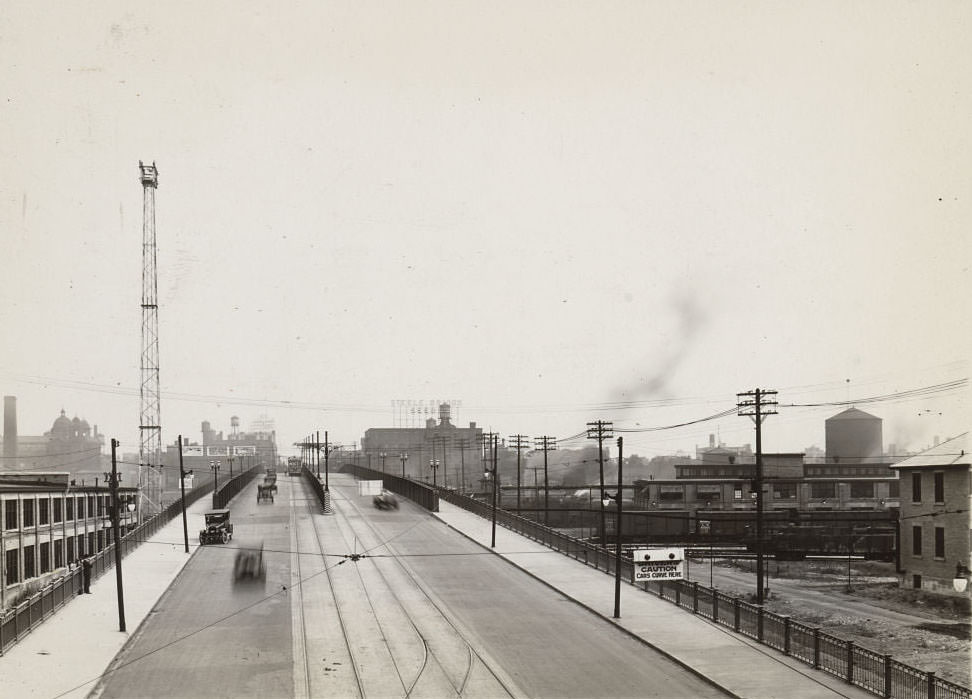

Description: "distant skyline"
1 2 968 460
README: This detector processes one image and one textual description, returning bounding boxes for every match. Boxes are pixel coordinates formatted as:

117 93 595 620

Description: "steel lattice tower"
139 161 163 514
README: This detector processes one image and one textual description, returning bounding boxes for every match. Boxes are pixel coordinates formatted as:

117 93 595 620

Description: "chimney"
709 433 715 448
3 396 17 460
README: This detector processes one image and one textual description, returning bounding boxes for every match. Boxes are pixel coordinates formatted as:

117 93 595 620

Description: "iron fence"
429 486 970 699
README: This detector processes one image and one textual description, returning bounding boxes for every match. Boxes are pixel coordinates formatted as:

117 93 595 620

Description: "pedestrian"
81 557 92 594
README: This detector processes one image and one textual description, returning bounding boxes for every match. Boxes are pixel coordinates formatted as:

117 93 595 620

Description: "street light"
400 452 409 478
429 459 440 487
210 460 221 508
954 563 971 593
380 452 387 473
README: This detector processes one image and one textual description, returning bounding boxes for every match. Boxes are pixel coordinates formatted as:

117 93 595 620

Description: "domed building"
0 398 105 474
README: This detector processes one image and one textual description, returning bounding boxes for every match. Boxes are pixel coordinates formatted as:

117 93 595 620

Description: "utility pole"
587 421 614 546
107 439 126 632
534 436 556 526
737 388 778 606
526 466 543 521
454 438 470 494
612 436 624 618
490 433 499 548
509 434 530 514
178 435 189 553
323 431 329 491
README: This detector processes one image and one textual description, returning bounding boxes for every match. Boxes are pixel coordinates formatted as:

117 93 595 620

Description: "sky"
1 1 969 461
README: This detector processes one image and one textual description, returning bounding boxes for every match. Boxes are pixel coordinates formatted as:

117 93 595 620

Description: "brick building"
889 433 970 596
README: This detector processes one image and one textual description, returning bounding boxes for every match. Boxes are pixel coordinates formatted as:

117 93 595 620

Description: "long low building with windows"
1 472 137 610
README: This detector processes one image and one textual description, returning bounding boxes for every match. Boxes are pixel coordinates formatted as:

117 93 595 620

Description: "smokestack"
709 433 715 448
3 396 17 460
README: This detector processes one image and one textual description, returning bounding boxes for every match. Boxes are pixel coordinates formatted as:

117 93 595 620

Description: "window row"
910 471 945 504
645 481 899 502
911 525 946 559
4 530 114 586
2 495 136 531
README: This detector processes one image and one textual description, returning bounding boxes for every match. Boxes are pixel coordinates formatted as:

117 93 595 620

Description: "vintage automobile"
233 542 266 583
373 490 399 510
263 473 278 493
257 483 274 504
199 509 233 545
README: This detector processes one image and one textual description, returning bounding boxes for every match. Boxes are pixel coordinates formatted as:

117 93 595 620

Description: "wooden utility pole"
737 388 778 605
534 436 556 526
508 434 530 514
587 421 613 545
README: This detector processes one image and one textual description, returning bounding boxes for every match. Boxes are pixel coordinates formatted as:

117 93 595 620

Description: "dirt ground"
714 559 971 687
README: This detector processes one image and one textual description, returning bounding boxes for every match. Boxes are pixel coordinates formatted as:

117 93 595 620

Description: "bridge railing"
337 465 439 512
0 481 215 657
433 486 970 699
213 465 262 510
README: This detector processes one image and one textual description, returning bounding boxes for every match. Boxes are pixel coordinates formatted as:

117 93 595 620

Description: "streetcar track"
336 486 518 698
292 475 366 698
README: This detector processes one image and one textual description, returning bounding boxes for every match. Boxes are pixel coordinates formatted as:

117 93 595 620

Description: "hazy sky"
1 1 968 460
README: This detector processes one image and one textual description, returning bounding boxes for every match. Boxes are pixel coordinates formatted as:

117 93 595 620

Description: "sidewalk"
0 497 210 699
434 500 875 699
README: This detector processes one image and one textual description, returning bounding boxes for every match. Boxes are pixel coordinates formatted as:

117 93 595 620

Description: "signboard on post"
632 547 685 582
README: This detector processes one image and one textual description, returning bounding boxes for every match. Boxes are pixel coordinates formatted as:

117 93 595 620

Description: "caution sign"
632 547 685 582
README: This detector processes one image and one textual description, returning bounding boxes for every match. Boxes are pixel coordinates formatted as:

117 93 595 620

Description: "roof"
826 407 880 421
205 508 231 515
888 433 969 470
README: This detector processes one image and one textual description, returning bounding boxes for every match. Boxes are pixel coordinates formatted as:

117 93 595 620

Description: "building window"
53 497 63 523
810 482 836 499
88 532 96 555
66 536 75 564
66 497 74 520
733 487 743 500
934 527 945 559
911 472 921 502
934 472 944 504
39 498 49 525
912 525 922 556
4 500 17 530
772 483 797 499
88 496 95 518
5 549 18 585
24 544 36 579
696 486 721 502
23 499 35 527
888 480 900 498
850 482 874 498
77 497 85 519
912 574 922 589
54 541 63 569
40 542 51 574
659 486 684 501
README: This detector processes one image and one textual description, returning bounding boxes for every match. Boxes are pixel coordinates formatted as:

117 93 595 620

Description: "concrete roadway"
92 474 726 698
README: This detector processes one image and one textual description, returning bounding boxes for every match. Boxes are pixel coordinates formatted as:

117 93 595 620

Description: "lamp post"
210 460 220 508
484 433 499 548
429 459 440 487
380 452 387 473
953 563 971 593
400 452 408 478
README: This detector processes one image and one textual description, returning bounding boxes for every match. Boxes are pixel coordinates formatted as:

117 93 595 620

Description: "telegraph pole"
508 434 530 514
108 439 126 632
323 431 329 491
613 435 623 619
587 420 613 545
534 436 556 526
178 435 189 553
490 433 499 548
737 388 778 606
454 438 470 493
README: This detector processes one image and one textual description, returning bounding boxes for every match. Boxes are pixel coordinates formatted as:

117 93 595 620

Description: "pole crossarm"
587 421 613 546
736 388 777 606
